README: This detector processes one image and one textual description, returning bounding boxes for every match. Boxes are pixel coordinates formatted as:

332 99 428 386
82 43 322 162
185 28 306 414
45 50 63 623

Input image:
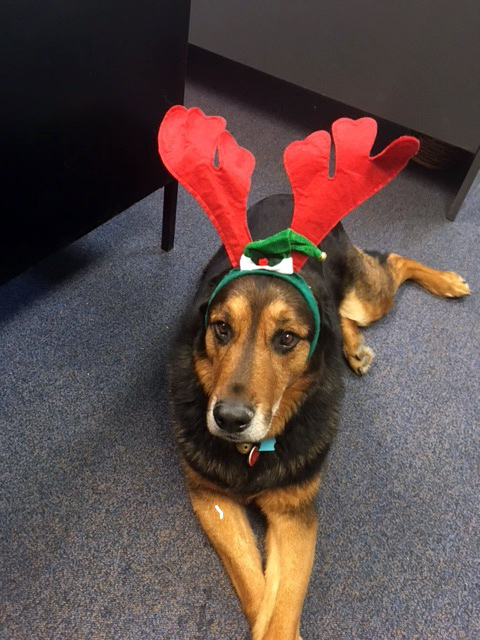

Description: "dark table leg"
161 180 178 251
447 147 480 221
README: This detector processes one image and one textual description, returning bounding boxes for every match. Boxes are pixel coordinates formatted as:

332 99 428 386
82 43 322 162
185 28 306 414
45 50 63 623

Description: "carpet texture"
1 60 479 640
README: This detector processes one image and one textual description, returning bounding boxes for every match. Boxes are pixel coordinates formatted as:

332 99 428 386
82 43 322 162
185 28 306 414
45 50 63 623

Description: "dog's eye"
213 321 232 344
273 330 300 353
280 332 298 347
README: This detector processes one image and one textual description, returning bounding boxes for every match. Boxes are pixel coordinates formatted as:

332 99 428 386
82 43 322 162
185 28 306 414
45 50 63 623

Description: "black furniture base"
161 181 179 252
447 149 480 221
1 0 191 285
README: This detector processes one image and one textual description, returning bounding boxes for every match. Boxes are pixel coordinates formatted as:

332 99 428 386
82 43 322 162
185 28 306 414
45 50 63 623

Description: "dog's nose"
213 401 254 433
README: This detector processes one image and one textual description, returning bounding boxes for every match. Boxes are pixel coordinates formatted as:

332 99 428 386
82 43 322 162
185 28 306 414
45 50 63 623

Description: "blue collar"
239 437 276 467
258 437 276 452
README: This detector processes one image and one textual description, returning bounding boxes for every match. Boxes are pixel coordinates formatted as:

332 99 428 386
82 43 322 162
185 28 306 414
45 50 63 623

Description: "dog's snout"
213 401 254 433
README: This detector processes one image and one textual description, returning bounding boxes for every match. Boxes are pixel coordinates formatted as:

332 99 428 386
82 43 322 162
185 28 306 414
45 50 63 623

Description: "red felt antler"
158 106 255 267
285 118 419 271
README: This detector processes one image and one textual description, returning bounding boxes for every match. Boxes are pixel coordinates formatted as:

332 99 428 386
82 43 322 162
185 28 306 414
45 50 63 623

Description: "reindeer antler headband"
158 106 419 357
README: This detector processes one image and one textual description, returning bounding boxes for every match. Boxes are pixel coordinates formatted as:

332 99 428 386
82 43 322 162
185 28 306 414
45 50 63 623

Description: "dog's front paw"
344 343 375 375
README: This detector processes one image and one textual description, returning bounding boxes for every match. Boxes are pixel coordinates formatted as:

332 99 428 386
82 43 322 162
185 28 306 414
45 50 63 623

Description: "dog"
167 192 470 640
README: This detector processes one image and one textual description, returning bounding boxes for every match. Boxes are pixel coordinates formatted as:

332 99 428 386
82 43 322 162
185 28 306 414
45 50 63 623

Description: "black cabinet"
1 0 191 284
189 0 480 220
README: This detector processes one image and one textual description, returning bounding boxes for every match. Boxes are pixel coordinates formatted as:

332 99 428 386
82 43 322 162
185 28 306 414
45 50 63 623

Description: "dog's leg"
253 477 321 640
340 316 375 375
186 474 265 629
338 248 396 374
387 253 470 297
339 247 470 374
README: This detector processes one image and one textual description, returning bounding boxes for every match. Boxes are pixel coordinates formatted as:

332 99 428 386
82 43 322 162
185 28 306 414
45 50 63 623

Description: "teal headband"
205 269 320 359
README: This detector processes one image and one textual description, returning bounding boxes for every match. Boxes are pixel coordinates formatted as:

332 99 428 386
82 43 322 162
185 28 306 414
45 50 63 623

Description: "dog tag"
248 446 260 467
236 443 253 455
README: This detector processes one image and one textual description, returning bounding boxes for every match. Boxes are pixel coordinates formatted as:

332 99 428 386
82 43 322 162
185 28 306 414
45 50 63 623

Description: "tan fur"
340 288 391 326
253 477 321 640
252 507 317 640
255 474 322 512
194 355 214 396
341 248 396 326
185 466 266 628
388 253 471 297
340 248 470 375
185 461 320 640
185 246 470 638
264 300 310 338
207 293 253 395
267 373 314 438
196 281 312 431
340 315 375 375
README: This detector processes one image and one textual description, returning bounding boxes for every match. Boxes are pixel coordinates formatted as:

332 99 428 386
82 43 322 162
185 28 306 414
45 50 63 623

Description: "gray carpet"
1 63 479 640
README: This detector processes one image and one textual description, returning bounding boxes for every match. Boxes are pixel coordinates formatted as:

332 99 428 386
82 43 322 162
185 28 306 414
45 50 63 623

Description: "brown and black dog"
168 193 469 640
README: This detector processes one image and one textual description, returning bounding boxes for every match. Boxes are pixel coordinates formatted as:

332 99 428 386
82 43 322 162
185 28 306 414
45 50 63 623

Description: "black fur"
364 249 389 264
168 194 361 497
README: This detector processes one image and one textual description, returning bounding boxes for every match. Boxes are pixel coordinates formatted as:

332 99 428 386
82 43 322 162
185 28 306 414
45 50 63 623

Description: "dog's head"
193 272 325 443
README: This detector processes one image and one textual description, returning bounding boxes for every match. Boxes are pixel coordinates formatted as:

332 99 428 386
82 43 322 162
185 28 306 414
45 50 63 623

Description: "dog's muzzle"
212 400 254 434
207 396 273 443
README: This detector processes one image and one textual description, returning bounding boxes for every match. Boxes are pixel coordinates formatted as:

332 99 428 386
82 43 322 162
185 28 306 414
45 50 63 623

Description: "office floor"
1 63 479 639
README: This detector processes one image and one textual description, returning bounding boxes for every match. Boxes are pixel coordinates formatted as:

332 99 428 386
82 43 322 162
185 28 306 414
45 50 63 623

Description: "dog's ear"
192 268 226 318
301 267 342 372
188 267 230 354
197 300 208 320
